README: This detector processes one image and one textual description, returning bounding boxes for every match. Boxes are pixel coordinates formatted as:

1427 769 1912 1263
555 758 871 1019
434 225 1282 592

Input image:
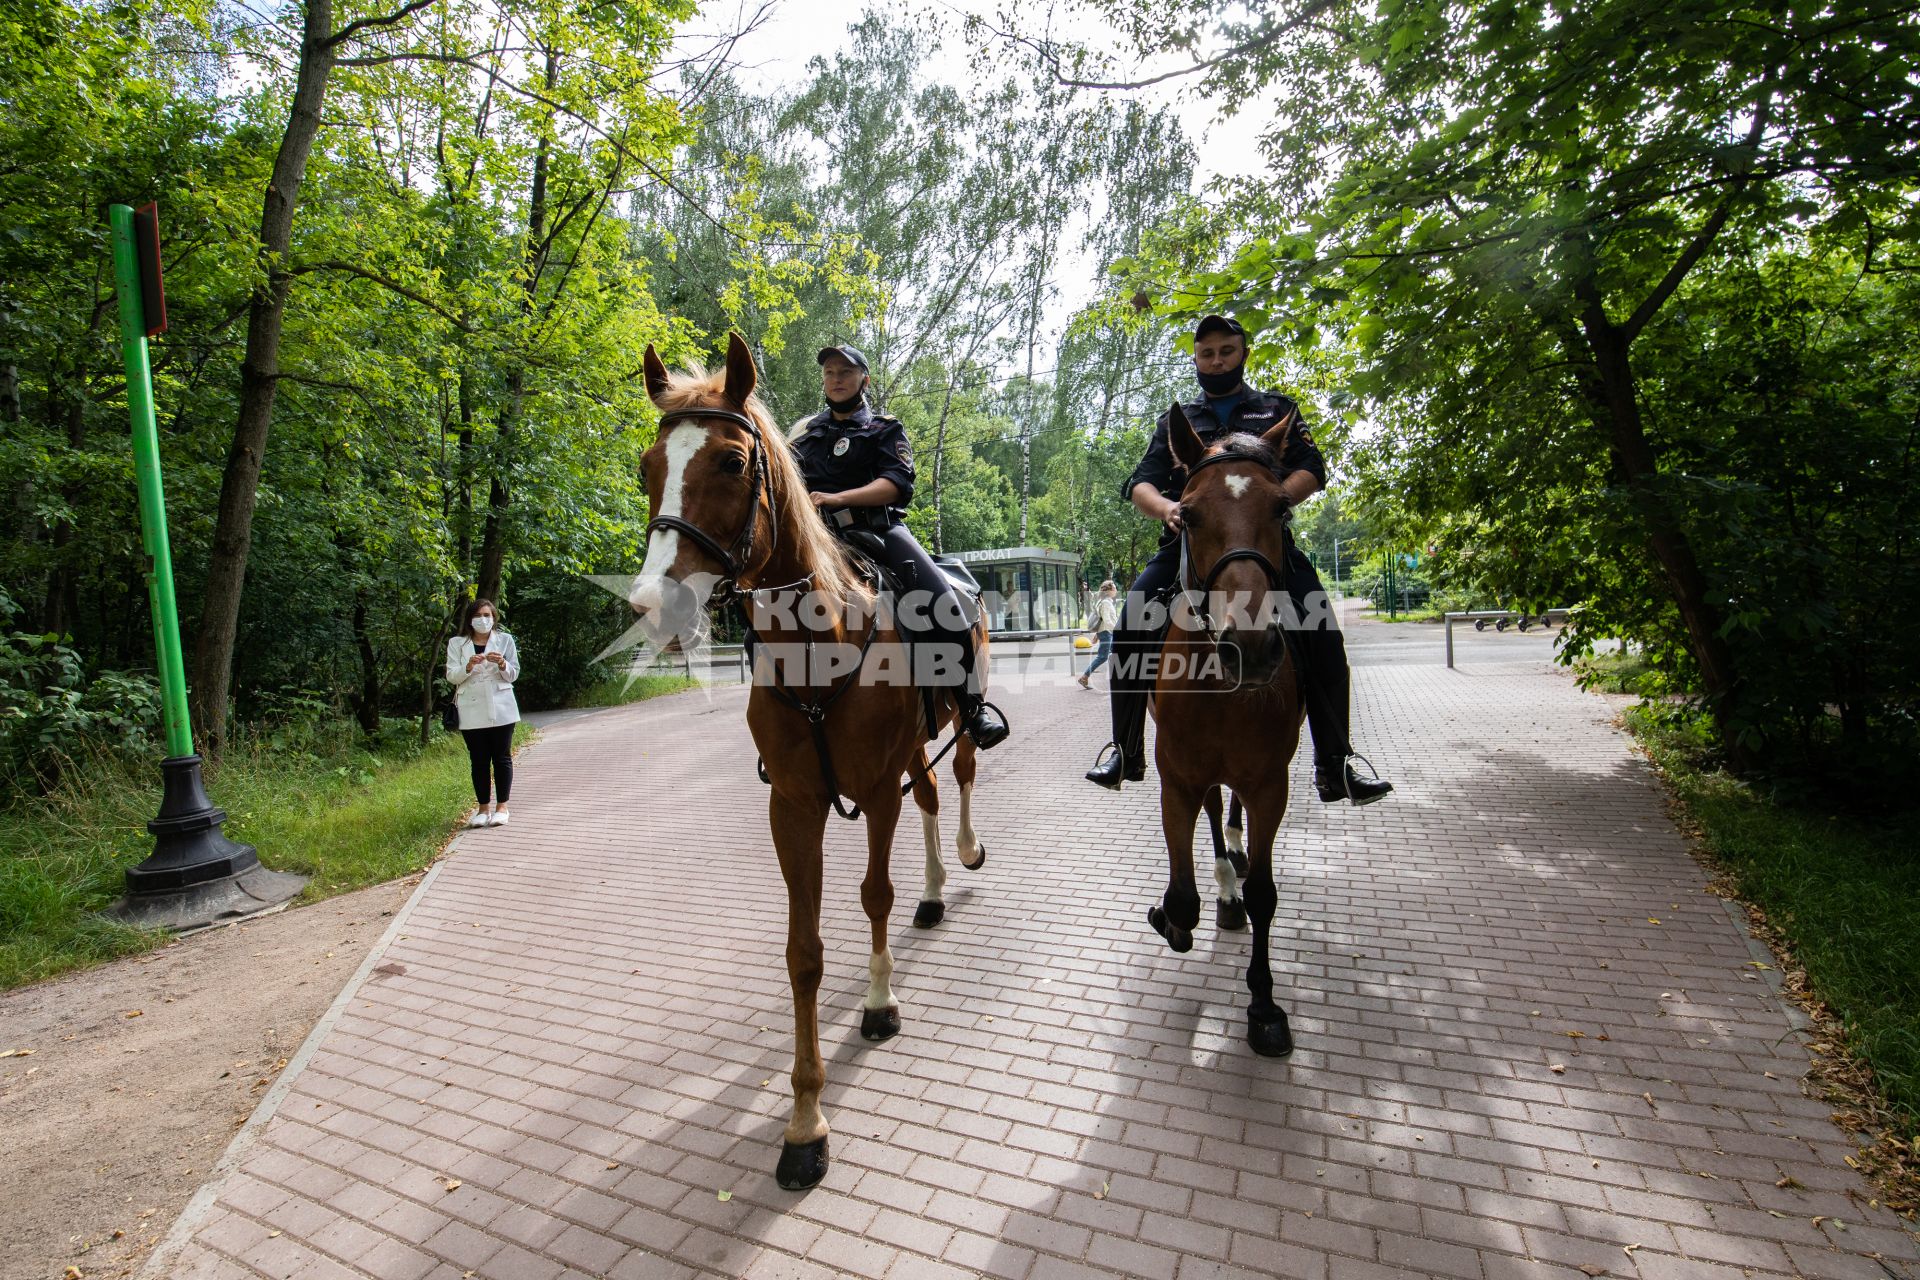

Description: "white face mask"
471 616 494 635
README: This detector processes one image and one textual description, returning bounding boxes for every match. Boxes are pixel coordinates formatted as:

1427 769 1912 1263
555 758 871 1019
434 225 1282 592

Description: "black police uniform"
790 402 989 705
1100 384 1358 781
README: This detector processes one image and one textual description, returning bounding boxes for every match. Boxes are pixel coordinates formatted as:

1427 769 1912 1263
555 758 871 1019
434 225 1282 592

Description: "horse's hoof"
860 1005 901 1042
1147 906 1192 954
1217 898 1248 932
776 1135 829 1190
1225 847 1247 877
912 900 945 929
960 843 986 871
1247 1009 1294 1058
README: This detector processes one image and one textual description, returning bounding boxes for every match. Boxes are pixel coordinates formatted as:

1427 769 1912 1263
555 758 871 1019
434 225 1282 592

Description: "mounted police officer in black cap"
791 344 1009 749
1086 314 1392 804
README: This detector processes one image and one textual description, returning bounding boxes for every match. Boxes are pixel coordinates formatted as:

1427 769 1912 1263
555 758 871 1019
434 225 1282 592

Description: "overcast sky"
670 0 1277 329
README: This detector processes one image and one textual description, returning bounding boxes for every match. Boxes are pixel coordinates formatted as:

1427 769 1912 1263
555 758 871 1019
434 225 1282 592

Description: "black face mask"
1196 362 1246 397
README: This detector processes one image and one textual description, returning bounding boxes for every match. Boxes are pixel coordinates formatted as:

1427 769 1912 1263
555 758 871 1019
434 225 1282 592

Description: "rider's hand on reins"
810 491 841 509
1161 500 1186 535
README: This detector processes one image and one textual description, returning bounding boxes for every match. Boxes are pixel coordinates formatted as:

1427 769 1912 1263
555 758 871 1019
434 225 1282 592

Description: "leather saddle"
828 511 982 605
827 512 982 738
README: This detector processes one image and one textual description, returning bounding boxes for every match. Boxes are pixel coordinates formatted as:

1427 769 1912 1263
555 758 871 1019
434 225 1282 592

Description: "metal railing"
1444 609 1569 668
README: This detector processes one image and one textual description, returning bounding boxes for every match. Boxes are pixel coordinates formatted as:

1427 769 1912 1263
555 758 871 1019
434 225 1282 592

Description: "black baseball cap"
816 344 869 371
1194 314 1246 341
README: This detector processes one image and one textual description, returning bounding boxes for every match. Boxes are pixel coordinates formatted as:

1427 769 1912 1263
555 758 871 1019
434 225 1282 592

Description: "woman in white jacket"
445 598 521 827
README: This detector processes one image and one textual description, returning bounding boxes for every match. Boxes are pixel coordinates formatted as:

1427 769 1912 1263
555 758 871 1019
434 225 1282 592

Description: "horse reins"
643 406 776 602
1175 449 1294 668
644 404 991 821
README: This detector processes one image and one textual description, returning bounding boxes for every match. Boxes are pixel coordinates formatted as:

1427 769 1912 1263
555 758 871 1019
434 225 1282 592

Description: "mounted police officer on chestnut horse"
1086 313 1393 806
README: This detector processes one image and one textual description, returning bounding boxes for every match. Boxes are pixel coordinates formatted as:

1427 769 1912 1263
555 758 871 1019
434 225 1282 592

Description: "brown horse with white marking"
1145 403 1307 1057
628 334 989 1189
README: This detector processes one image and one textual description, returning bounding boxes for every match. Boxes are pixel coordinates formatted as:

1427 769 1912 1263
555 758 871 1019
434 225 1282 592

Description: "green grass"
0 722 530 990
566 672 697 708
0 668 705 991
1630 707 1920 1139
1575 650 1659 695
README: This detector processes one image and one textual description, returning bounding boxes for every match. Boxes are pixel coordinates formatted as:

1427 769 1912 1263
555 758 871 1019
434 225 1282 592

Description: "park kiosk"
101 203 306 931
943 545 1082 635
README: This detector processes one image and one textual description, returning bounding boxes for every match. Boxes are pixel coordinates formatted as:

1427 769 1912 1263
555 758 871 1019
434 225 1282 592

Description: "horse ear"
1261 404 1298 458
1168 401 1204 470
723 331 758 406
642 344 671 406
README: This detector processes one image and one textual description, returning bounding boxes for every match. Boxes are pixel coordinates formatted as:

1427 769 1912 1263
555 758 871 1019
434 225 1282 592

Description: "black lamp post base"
102 754 307 932
105 862 309 932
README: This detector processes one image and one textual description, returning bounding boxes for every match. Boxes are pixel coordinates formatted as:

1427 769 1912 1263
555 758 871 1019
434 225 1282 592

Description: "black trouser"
867 522 986 703
1106 539 1354 773
461 724 514 805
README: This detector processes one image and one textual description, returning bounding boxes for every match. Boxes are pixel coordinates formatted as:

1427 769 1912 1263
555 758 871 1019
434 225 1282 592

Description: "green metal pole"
109 204 193 759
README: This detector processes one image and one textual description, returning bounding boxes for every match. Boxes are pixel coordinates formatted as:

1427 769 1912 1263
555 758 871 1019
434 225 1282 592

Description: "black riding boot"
1086 683 1149 790
1086 544 1181 791
1293 612 1394 806
949 625 1008 749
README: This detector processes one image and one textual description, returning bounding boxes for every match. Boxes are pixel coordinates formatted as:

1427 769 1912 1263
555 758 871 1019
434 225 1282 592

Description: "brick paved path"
152 621 1920 1280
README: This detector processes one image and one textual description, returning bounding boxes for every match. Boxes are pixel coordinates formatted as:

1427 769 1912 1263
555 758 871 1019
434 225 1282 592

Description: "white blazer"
446 630 521 730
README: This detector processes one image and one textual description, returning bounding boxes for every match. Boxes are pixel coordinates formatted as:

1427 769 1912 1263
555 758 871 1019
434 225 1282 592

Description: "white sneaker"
467 810 491 828
489 810 510 827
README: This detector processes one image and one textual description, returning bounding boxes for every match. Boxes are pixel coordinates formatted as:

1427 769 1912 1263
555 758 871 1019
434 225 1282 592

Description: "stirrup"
1319 752 1392 806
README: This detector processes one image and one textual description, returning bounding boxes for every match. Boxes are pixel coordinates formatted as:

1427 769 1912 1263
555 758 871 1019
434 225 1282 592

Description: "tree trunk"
473 47 557 607
475 472 508 602
39 366 85 637
1577 303 1746 751
930 373 960 554
0 302 18 424
349 594 381 735
189 0 337 753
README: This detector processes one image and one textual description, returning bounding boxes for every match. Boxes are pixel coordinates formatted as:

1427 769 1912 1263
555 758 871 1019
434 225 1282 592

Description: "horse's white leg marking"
956 781 982 865
629 427 710 612
864 945 897 1012
1226 819 1243 856
919 804 945 905
1214 855 1240 903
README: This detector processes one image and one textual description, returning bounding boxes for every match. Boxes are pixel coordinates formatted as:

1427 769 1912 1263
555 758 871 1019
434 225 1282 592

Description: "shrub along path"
145 618 1920 1280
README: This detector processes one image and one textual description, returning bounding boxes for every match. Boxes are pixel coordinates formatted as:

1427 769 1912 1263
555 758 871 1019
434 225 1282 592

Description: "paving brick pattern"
159 634 1920 1280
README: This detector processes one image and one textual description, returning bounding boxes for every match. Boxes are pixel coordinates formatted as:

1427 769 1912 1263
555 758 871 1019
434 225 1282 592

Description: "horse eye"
1273 499 1291 522
719 453 748 475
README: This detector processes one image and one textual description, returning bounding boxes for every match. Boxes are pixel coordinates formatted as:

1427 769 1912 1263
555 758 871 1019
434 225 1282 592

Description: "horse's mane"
652 363 871 602
1204 432 1280 469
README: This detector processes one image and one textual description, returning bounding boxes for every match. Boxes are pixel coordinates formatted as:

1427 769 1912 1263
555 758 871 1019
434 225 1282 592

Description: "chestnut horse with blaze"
1146 402 1307 1058
627 335 990 1190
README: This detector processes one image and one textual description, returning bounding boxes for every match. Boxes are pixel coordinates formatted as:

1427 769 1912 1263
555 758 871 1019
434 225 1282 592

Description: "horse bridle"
1175 450 1292 652
642 406 776 601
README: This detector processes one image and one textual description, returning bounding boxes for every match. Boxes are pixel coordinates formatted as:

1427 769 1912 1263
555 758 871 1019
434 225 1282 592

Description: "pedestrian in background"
446 598 521 827
1078 580 1120 689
